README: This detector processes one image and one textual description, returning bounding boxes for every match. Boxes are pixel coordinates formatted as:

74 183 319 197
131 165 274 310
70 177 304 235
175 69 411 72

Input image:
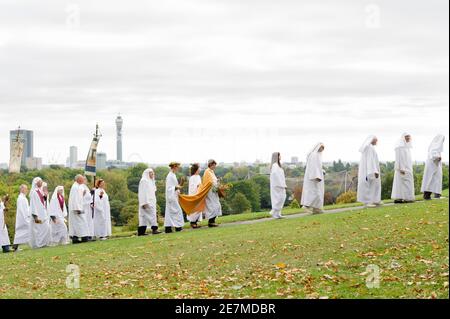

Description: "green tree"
251 175 271 209
230 193 251 214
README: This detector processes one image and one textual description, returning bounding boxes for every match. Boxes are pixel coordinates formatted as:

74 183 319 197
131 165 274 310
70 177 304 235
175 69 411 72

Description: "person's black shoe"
434 193 441 199
394 200 404 204
423 192 432 200
151 227 162 235
165 227 173 234
175 227 183 232
208 223 219 228
138 226 148 236
2 245 13 253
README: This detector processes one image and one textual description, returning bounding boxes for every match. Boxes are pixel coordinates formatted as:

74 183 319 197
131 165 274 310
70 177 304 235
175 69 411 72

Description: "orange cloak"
179 169 216 215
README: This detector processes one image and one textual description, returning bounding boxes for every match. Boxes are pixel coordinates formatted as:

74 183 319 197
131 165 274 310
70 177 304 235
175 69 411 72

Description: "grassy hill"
0 198 448 299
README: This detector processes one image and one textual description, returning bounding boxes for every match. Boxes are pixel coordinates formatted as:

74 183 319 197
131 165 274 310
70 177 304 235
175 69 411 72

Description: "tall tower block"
116 115 123 162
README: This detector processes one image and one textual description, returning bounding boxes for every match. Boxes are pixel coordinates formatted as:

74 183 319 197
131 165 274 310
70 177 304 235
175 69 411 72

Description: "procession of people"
0 133 446 253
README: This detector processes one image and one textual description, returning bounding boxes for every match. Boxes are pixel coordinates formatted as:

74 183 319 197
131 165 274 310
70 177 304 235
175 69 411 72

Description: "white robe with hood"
164 171 185 228
357 136 382 205
29 178 51 249
13 193 31 245
93 188 112 237
48 186 69 245
421 135 445 195
301 143 325 209
270 155 287 218
391 133 415 201
138 168 158 228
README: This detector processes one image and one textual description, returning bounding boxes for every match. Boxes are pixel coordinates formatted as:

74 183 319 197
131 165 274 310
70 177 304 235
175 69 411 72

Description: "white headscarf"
50 186 65 202
427 134 445 159
271 152 281 169
307 143 324 160
359 135 377 153
141 168 155 184
31 177 43 192
395 133 412 149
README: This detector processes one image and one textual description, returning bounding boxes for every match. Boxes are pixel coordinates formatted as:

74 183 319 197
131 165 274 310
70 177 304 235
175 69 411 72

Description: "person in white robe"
82 177 95 240
421 134 445 200
138 168 161 236
187 163 204 228
357 135 383 207
392 133 415 203
0 195 12 253
301 143 326 214
270 152 287 219
93 179 113 240
13 185 31 251
29 177 51 249
164 162 185 233
48 186 69 246
203 159 223 227
68 175 90 244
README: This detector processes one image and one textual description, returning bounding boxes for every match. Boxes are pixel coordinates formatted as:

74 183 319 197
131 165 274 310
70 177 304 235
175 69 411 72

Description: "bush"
230 193 252 214
228 180 261 212
290 198 300 209
336 191 357 204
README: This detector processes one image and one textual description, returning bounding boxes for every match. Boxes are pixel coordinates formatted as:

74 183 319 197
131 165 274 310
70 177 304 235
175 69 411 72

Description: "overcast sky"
0 0 448 165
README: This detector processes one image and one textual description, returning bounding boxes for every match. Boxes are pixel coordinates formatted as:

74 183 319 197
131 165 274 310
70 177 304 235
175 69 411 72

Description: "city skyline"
0 0 448 165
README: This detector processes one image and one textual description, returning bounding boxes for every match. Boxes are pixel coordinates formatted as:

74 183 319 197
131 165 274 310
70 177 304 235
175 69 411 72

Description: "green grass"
0 198 448 299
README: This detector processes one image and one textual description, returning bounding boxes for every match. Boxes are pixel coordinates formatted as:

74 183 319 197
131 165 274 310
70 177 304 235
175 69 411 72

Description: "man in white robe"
421 134 445 200
187 163 203 228
13 185 31 251
204 159 223 227
93 179 113 239
138 168 161 236
301 143 326 214
83 177 95 240
0 195 12 253
49 186 69 245
69 175 90 244
392 133 415 203
357 136 382 207
270 152 287 219
164 162 185 233
29 177 51 249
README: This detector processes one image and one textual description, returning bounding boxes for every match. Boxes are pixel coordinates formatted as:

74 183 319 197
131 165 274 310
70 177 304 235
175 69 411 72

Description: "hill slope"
0 199 448 299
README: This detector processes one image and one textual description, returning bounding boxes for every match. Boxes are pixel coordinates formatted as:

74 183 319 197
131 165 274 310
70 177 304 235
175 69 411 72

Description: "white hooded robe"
357 136 382 205
93 188 112 238
187 174 203 223
421 135 445 195
13 193 31 245
29 179 51 249
138 168 158 228
301 143 325 209
391 133 415 201
270 158 287 218
164 171 185 228
48 186 69 245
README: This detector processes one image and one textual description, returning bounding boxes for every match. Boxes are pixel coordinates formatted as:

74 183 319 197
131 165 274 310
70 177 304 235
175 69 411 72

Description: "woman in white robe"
29 177 51 249
187 163 203 228
164 162 185 233
391 133 415 203
421 134 445 199
13 185 31 251
93 179 112 240
270 152 287 219
301 143 326 214
68 175 90 244
48 186 69 245
0 197 12 253
138 168 161 236
357 135 382 207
